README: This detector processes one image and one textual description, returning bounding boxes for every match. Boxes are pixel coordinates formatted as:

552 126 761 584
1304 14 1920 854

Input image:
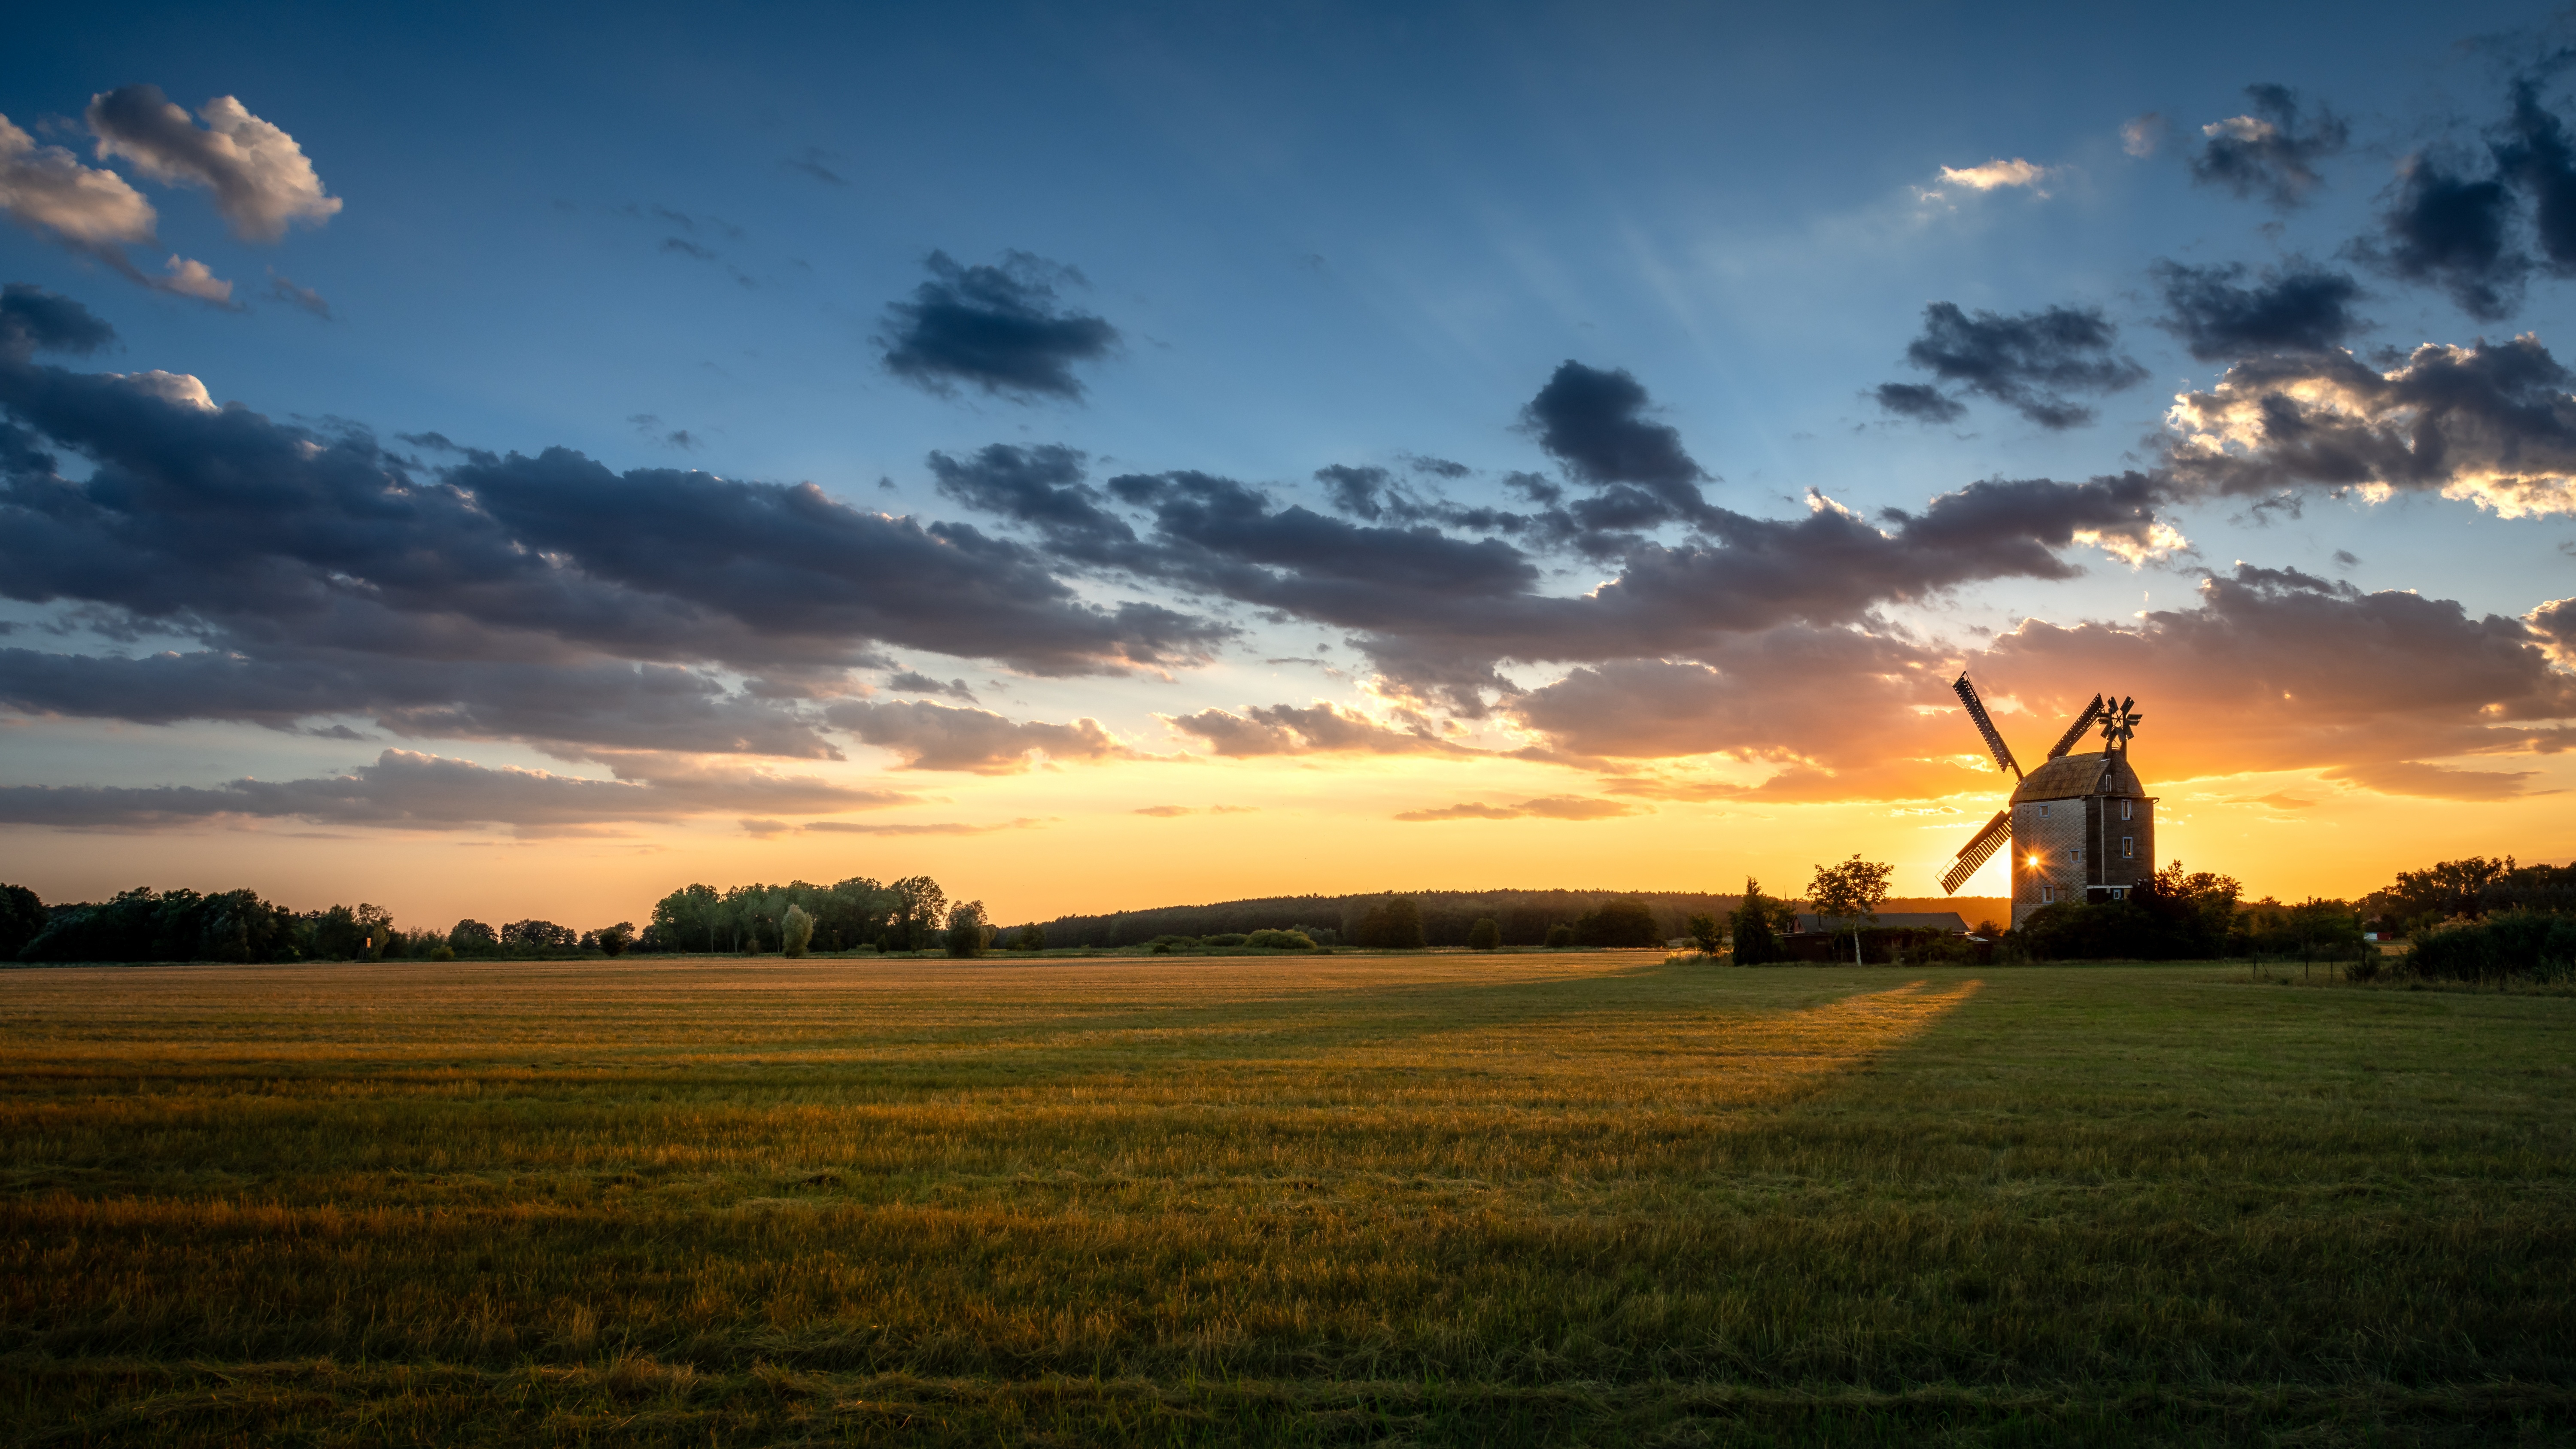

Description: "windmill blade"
2045 694 2104 760
1940 810 2013 895
1951 674 2022 779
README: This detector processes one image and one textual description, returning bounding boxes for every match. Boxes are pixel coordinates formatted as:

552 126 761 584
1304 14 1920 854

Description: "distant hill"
1018 890 2013 948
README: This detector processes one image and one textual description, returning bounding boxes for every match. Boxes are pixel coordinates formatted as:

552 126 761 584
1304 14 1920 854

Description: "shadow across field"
2 956 2570 1446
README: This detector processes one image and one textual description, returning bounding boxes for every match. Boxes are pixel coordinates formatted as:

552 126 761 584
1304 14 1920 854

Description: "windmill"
1938 676 2109 897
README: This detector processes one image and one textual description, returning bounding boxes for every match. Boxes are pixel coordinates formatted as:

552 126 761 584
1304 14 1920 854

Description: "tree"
945 899 989 958
1544 923 1576 949
1808 856 1894 965
448 919 500 955
1576 897 1661 948
650 884 724 954
1013 923 1048 951
1353 897 1426 949
0 883 47 960
594 921 635 957
1467 917 1501 951
501 919 577 954
780 904 815 958
891 876 947 954
1728 879 1787 964
1685 912 1722 958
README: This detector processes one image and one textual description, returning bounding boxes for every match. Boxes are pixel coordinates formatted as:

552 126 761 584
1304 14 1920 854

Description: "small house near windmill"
1938 678 2159 929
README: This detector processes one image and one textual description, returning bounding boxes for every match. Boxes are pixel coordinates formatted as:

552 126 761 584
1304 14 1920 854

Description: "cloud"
85 85 341 243
2495 79 2576 276
1163 701 1476 756
797 817 1051 835
926 443 1137 564
2163 334 2576 516
264 268 331 319
2363 151 2525 320
785 148 849 185
2529 595 2576 662
0 343 1226 756
0 652 848 760
1394 795 1644 822
1132 804 1195 817
0 285 116 357
883 670 977 702
1878 302 2146 430
1523 361 1707 493
0 748 903 834
2151 260 2366 361
2122 114 2169 158
1933 158 2051 193
153 255 233 305
824 698 1141 772
0 112 157 249
1490 565 2575 808
878 249 1118 401
1871 382 1967 425
2190 84 2348 207
1971 565 2576 789
2320 761 2545 800
1315 462 1394 520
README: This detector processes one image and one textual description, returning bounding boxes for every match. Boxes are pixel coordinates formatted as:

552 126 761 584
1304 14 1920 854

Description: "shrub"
428 944 456 961
1245 929 1314 950
1201 933 1249 948
1467 918 1501 951
1013 924 1048 951
1544 923 1576 949
781 905 815 958
2407 911 2576 983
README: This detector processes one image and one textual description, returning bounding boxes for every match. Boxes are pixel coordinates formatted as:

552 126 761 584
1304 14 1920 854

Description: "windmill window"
2072 847 2084 864
2039 804 2050 817
2110 887 2125 900
2040 884 2055 904
2120 799 2132 820
2121 836 2134 859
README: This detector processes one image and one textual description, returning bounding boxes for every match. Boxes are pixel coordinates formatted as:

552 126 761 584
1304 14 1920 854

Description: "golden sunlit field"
3 953 2572 1446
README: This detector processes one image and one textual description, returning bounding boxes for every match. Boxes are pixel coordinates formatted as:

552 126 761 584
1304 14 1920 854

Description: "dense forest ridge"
3 854 2568 965
1026 890 2014 950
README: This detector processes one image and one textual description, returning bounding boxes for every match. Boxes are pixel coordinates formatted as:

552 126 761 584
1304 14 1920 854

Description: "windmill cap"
2011 750 2144 804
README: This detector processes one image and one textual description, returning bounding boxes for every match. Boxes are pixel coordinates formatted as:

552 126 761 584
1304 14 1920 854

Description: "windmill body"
1940 677 2158 929
2008 750 2156 927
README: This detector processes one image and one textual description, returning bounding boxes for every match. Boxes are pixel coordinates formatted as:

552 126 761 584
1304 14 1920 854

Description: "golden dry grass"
2 952 2570 1445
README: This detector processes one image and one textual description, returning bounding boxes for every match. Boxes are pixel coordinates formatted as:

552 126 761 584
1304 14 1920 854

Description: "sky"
2 0 2573 931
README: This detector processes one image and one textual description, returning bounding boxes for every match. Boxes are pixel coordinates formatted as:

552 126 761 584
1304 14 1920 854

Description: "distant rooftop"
1789 911 1970 935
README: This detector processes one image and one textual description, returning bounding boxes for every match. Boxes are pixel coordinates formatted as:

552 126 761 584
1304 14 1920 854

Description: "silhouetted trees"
1467 917 1501 951
1351 897 1427 949
1727 879 1794 964
1574 897 1660 947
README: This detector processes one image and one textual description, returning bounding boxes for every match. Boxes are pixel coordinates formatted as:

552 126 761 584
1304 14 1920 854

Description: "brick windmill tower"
1939 677 2157 927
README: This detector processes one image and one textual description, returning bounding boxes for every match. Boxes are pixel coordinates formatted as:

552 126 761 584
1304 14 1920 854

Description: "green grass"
2 954 2570 1446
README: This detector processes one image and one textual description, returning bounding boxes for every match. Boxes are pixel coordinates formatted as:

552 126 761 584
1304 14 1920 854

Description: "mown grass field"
2 953 2570 1446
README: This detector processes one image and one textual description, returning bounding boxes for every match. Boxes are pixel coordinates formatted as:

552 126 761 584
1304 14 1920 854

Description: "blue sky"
2 1 2572 926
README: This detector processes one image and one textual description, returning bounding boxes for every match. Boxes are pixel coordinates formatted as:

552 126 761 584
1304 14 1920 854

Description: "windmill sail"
2045 694 2105 760
1951 674 2022 779
1941 809 2012 895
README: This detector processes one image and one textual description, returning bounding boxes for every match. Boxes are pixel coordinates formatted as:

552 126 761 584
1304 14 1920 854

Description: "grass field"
3 953 2571 1446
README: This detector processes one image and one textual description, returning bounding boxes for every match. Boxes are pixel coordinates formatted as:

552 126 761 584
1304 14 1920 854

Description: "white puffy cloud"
86 86 341 243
